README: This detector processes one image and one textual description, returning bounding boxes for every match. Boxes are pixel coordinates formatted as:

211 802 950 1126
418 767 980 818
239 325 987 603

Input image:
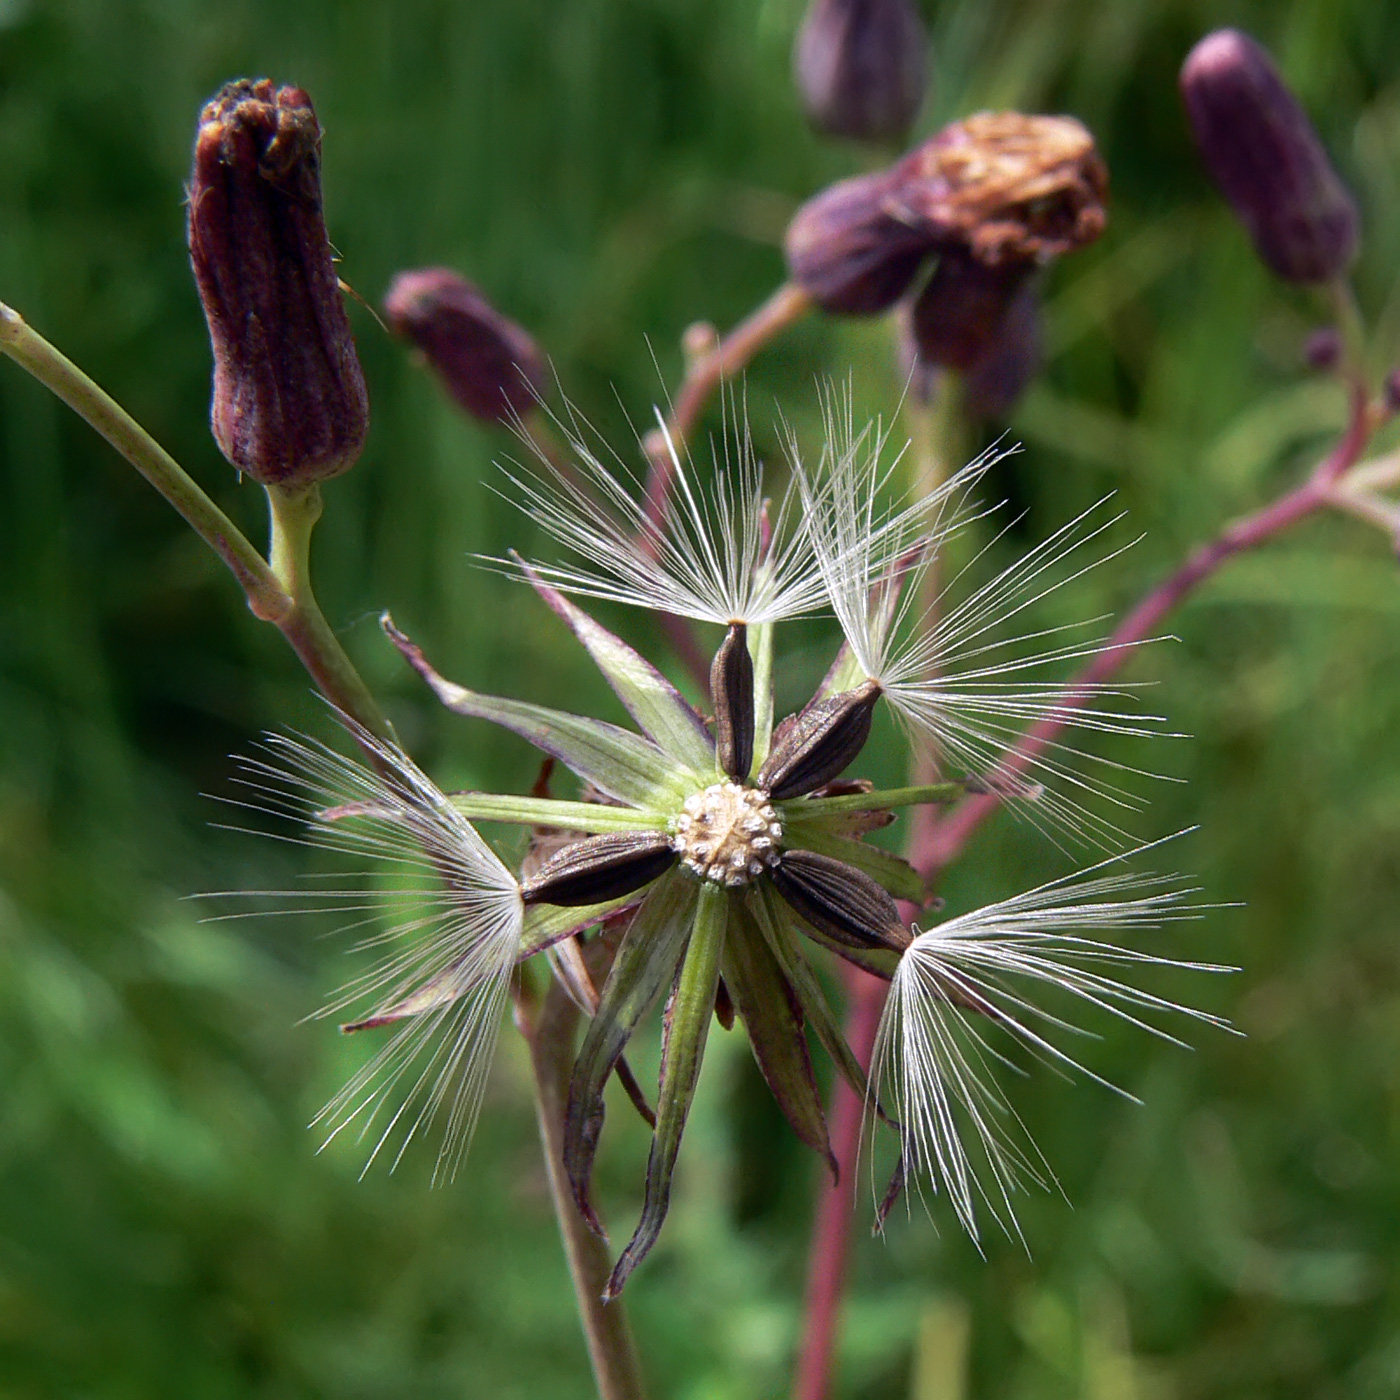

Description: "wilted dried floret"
1180 29 1359 284
384 267 547 424
890 111 1109 266
189 79 368 487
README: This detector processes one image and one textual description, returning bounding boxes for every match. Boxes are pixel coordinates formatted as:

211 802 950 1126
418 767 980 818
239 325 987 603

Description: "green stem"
780 782 967 819
450 792 668 831
0 302 393 743
264 484 393 742
515 976 648 1400
0 301 286 619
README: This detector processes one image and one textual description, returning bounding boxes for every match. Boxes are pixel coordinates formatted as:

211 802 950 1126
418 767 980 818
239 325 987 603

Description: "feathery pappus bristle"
497 392 829 626
210 724 524 1182
796 395 1173 846
869 836 1234 1241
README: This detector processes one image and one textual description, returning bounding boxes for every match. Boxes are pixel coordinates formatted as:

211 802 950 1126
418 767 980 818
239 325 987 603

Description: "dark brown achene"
188 79 368 486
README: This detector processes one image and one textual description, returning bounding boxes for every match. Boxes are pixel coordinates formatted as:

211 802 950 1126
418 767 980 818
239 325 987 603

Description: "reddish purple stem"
790 385 1372 1400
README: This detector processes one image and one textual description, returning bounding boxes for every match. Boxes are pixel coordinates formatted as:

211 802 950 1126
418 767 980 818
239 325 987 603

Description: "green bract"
381 565 964 1298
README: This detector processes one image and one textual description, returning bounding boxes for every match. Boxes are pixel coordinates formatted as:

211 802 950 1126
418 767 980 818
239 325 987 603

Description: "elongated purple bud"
189 79 368 486
909 248 1031 373
794 0 928 144
384 268 547 424
1180 29 1359 283
785 170 933 315
962 281 1041 420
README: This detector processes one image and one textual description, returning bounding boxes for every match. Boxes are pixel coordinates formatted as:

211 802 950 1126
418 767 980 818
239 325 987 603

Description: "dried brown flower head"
892 111 1109 266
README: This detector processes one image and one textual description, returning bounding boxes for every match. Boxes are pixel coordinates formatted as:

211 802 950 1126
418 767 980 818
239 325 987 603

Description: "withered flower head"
784 169 931 314
234 393 1225 1295
793 0 928 144
384 267 547 425
891 111 1109 266
1180 29 1359 284
786 110 1107 321
188 79 369 487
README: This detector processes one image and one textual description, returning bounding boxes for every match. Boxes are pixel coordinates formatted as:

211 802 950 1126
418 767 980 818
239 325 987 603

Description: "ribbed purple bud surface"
794 0 928 144
1180 29 1359 283
189 79 368 487
384 268 546 425
784 170 931 314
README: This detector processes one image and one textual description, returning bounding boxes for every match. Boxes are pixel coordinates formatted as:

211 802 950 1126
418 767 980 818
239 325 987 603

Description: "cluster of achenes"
192 17 1360 1296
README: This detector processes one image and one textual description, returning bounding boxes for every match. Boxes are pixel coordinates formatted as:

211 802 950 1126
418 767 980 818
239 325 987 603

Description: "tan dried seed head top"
672 783 783 887
894 111 1109 267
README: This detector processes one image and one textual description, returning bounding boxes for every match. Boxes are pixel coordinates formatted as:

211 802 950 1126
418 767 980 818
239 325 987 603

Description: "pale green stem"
1328 277 1369 393
264 483 394 742
450 792 668 831
515 974 648 1400
0 302 285 618
0 301 393 743
780 782 967 820
1 300 648 1397
901 380 966 850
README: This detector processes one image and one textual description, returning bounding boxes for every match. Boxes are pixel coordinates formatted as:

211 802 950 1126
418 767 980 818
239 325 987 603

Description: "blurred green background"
3 0 1400 1395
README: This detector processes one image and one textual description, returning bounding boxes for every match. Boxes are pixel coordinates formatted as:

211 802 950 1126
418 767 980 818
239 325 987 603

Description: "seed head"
188 79 368 486
672 783 783 886
384 267 546 424
1180 29 1359 283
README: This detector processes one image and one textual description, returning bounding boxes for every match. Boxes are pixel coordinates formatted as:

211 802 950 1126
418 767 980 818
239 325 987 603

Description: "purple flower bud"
793 0 928 144
1302 326 1343 372
1180 29 1359 283
188 79 369 487
383 268 547 425
908 248 1031 372
785 169 932 315
962 281 1042 420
